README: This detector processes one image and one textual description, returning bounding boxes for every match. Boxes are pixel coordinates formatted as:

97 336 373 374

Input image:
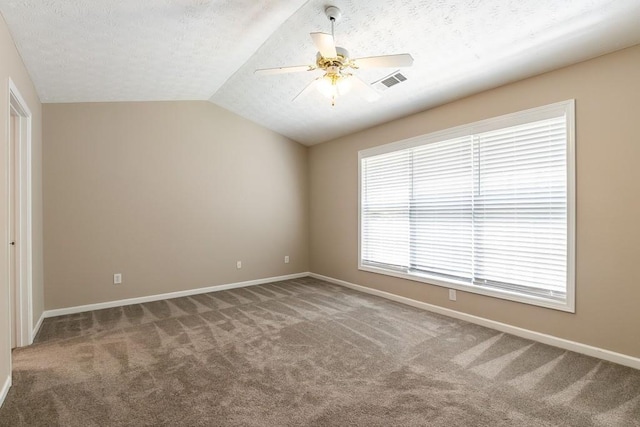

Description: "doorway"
9 108 17 349
7 80 33 349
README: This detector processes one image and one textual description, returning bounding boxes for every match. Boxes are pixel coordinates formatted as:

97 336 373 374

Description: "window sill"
358 264 575 313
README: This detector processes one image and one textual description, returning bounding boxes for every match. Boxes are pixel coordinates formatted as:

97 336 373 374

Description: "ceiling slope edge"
207 0 314 103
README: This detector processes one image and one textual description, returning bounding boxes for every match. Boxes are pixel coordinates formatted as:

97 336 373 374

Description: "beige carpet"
1 277 639 426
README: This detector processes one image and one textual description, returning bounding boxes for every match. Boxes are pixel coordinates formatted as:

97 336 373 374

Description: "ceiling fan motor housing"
316 46 350 69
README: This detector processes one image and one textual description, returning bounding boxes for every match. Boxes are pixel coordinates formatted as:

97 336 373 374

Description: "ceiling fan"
255 6 414 106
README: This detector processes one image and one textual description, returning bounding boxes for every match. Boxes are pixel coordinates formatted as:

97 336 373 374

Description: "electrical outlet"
236 261 242 269
284 256 290 264
114 273 122 285
449 289 456 301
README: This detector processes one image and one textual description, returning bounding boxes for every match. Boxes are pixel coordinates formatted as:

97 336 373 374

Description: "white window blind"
361 150 411 270
411 136 473 280
472 117 567 300
359 101 575 311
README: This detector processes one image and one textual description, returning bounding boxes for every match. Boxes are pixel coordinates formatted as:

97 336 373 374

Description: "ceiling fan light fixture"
316 73 352 105
337 75 353 95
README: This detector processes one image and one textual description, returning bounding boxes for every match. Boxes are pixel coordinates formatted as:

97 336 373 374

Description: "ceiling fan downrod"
325 6 342 38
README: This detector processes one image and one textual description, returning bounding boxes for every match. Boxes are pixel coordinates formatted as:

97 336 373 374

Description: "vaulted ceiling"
2 0 640 144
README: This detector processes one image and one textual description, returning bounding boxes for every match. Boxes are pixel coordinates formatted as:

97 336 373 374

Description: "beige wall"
0 14 44 396
43 101 308 309
309 44 640 358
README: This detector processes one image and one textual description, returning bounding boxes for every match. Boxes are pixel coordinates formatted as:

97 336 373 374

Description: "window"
359 100 575 311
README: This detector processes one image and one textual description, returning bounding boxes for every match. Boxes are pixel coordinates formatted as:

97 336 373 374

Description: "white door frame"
7 79 33 347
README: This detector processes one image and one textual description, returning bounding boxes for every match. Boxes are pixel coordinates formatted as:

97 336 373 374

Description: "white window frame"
358 100 576 312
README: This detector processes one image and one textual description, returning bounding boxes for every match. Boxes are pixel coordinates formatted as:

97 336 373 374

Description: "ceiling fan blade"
255 65 313 76
310 32 337 58
352 53 414 69
350 76 381 102
292 78 320 102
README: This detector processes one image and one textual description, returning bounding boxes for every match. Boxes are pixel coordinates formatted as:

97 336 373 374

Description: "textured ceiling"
2 0 640 145
0 0 307 102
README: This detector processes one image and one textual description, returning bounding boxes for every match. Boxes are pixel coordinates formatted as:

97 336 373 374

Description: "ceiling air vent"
372 71 407 92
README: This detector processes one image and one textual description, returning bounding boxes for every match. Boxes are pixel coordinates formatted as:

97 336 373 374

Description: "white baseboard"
309 272 640 371
32 311 45 343
0 374 10 409
44 272 310 318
